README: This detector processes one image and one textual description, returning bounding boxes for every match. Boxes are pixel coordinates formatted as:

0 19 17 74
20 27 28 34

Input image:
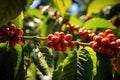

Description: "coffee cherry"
61 46 67 52
104 29 113 35
54 43 61 52
109 41 118 48
101 38 110 46
15 28 24 36
9 40 16 47
88 33 95 40
7 31 15 38
106 34 116 41
48 34 53 40
91 41 99 49
1 36 8 42
74 25 80 31
116 39 120 46
98 32 105 37
9 24 16 31
3 28 9 34
61 40 68 47
93 35 102 43
52 35 60 44
68 41 75 48
98 46 105 53
59 32 65 39
64 34 73 41
47 40 53 48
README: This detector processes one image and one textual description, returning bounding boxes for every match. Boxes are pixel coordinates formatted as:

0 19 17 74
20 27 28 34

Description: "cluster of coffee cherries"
1 24 24 47
47 32 75 52
89 29 120 57
66 24 80 31
78 27 95 41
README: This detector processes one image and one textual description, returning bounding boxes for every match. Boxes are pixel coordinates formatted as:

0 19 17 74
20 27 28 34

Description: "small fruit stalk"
1 24 24 47
47 32 75 52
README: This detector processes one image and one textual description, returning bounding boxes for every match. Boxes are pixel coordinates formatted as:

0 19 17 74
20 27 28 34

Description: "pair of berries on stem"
47 32 75 52
1 24 24 47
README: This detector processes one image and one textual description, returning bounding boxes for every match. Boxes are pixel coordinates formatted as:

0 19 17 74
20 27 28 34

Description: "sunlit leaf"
84 46 97 79
84 18 116 29
0 0 25 27
11 11 24 28
53 0 72 17
87 0 120 15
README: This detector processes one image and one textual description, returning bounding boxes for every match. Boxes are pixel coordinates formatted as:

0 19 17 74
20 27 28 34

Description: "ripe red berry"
109 41 118 48
73 25 80 31
54 32 60 36
3 28 9 34
68 41 75 48
9 40 16 47
93 35 102 42
14 35 21 43
54 43 61 52
59 32 65 39
48 34 53 40
61 46 67 52
1 36 8 42
104 29 113 35
9 24 16 31
98 46 105 54
106 34 116 41
52 35 60 44
7 31 15 38
91 41 99 49
88 33 95 40
98 32 105 37
64 34 73 41
89 41 94 47
15 29 24 36
116 39 120 46
101 38 110 46
47 40 53 48
61 40 68 47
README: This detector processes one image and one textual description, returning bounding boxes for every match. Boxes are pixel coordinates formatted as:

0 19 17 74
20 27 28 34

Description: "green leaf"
11 11 24 28
93 53 113 80
25 0 34 9
84 18 116 29
31 47 54 79
84 46 97 79
25 9 45 19
87 0 120 15
0 0 25 27
77 48 93 80
69 15 83 26
53 0 72 17
53 51 77 80
13 44 23 77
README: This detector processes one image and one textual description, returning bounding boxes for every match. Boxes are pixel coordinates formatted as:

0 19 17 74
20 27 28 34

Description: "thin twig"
22 36 48 41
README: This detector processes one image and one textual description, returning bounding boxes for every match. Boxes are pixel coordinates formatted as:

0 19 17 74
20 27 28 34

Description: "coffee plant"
1 0 120 80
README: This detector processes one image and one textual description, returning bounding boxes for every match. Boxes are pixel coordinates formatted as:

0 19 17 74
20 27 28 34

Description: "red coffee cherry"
47 40 53 48
98 32 105 37
61 46 67 52
88 33 95 40
98 46 105 54
109 41 118 48
91 41 99 49
7 31 15 38
52 35 60 44
68 41 75 48
48 34 53 40
106 34 116 41
59 32 65 39
54 43 61 52
15 28 24 36
64 34 73 41
3 28 9 34
101 38 110 46
9 40 16 47
73 25 80 31
116 39 120 46
93 35 103 43
61 40 68 47
104 29 113 35
9 24 16 31
1 36 8 42
89 41 94 47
